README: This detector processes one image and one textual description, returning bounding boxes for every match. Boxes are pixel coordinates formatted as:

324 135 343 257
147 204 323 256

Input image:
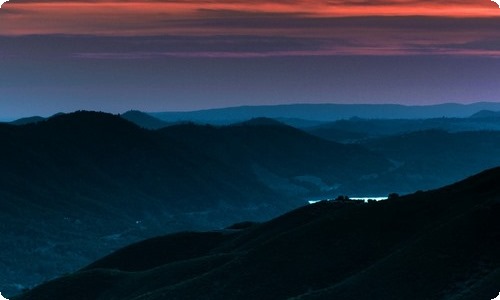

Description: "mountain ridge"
159 120 392 196
150 102 500 124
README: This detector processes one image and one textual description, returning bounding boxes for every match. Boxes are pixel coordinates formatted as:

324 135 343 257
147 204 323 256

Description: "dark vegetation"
13 167 500 300
0 112 288 295
0 111 389 296
307 116 500 143
9 116 46 126
470 110 500 119
359 129 500 193
304 115 500 193
3 109 500 297
120 110 170 129
159 118 391 197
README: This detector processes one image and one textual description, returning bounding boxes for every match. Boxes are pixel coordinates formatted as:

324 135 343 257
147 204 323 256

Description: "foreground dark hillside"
0 112 390 296
15 167 500 300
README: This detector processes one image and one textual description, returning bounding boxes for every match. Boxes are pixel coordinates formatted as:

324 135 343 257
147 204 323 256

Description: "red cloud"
0 0 499 57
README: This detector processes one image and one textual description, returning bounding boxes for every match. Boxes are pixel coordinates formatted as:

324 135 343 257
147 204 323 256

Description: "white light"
492 292 500 300
492 0 500 8
350 197 387 201
308 197 387 204
0 292 9 300
0 1 9 8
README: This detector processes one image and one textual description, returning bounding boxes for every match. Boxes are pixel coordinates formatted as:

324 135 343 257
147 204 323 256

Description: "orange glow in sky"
0 0 499 35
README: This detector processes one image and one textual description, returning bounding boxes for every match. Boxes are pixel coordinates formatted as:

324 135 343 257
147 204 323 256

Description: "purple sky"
1 1 500 119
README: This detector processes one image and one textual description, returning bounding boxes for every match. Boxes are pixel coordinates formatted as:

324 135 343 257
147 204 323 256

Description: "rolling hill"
13 167 500 300
159 118 392 197
0 112 293 296
0 111 390 296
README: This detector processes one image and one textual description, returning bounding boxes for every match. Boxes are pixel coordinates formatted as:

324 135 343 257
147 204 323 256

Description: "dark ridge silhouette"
274 118 327 128
14 167 500 300
470 110 500 119
9 116 46 125
159 120 392 196
120 110 170 129
83 231 231 272
233 117 289 127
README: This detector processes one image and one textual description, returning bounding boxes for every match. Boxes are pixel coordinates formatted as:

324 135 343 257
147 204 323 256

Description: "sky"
1 0 500 119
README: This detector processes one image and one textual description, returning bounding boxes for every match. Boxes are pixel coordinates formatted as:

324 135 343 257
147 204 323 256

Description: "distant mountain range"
149 102 500 125
8 116 46 126
306 116 500 142
470 110 500 119
7 111 172 129
13 167 500 300
7 103 500 131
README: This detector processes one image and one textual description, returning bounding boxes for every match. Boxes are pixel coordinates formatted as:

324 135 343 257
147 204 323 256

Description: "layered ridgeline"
13 167 500 300
306 112 500 142
305 116 500 193
0 112 390 296
123 111 500 195
149 102 500 125
158 118 391 197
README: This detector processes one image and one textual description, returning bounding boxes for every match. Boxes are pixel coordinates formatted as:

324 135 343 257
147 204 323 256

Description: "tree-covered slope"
160 119 392 197
14 167 500 300
0 112 295 295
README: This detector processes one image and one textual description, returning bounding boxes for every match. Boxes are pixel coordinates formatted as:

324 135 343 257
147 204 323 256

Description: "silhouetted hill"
0 111 393 296
159 121 392 197
14 167 500 300
0 111 300 296
306 126 369 143
470 110 500 119
120 110 170 129
274 118 327 128
9 116 46 125
235 117 288 127
150 102 500 124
